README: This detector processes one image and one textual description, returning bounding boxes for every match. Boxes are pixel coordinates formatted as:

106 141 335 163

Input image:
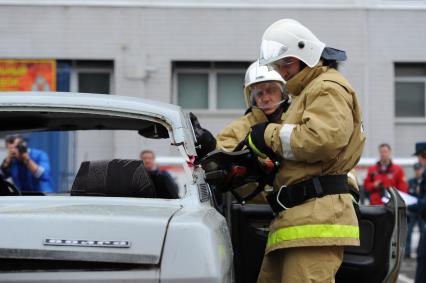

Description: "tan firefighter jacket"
217 108 270 151
262 61 366 253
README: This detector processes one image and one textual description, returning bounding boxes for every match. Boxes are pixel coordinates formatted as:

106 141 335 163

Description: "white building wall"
367 9 426 157
0 2 425 162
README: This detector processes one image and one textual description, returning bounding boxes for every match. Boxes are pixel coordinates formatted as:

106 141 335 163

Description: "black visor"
321 47 347 61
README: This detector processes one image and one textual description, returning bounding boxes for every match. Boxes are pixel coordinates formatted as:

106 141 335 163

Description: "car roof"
0 92 197 156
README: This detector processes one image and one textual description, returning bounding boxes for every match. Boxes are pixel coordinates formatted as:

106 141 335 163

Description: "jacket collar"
286 61 328 96
251 107 269 122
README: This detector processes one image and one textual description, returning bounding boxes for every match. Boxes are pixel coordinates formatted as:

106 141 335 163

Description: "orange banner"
0 59 56 91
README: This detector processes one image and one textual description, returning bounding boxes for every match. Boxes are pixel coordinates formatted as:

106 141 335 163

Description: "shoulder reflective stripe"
279 124 296 160
267 224 359 248
248 134 267 159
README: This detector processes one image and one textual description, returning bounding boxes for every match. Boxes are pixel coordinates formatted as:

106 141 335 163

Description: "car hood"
0 196 181 265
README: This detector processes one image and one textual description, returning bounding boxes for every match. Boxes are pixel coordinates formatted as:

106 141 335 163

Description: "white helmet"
259 19 326 68
243 60 286 108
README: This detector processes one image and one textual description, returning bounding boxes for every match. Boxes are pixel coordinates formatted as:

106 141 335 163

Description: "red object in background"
363 161 408 205
0 59 56 91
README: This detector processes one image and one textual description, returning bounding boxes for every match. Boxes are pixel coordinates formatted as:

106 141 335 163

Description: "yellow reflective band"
267 224 359 248
248 134 267 159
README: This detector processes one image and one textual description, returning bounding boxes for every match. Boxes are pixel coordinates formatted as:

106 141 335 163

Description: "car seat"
71 159 156 198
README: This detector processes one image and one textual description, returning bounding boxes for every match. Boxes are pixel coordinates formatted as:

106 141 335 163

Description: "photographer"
0 135 53 193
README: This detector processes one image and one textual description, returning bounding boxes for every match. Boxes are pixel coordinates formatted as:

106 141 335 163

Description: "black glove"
190 112 217 159
247 122 274 159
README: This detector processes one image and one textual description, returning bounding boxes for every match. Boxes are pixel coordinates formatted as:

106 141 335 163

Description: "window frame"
70 63 115 94
394 75 426 123
173 66 246 113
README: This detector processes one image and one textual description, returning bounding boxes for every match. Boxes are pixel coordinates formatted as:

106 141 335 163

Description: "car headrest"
71 159 155 198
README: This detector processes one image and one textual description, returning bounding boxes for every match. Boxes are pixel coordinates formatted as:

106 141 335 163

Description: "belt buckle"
276 185 289 211
313 177 324 197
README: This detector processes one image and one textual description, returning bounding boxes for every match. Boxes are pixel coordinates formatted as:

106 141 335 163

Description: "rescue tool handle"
200 145 278 203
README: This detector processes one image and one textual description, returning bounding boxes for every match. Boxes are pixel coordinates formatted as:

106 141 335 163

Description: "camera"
16 143 27 154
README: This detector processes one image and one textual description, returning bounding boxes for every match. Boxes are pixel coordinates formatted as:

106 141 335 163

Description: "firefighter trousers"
257 246 344 283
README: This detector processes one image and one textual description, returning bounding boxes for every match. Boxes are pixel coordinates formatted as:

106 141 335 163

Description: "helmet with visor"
243 60 286 109
259 19 347 73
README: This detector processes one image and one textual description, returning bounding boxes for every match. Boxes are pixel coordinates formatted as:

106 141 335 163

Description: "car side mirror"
138 123 169 139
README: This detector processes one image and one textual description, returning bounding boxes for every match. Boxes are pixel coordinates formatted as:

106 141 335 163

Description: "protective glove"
246 122 274 159
190 112 217 160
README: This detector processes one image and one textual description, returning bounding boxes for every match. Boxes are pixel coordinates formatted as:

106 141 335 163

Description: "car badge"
43 238 131 248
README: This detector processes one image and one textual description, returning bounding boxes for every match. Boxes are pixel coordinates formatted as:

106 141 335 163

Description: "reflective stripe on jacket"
267 224 359 248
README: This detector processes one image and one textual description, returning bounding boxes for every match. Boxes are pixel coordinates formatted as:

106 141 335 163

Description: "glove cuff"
248 134 267 159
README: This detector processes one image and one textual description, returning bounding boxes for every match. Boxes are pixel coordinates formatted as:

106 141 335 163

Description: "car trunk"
0 196 181 270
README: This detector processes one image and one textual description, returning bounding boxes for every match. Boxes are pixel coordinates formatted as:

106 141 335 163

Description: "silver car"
0 92 406 283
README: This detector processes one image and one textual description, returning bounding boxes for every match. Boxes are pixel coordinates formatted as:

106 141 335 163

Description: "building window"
395 63 426 118
68 60 114 94
177 73 208 109
173 61 250 110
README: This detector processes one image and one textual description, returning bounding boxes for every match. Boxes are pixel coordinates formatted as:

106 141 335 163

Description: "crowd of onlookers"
362 142 426 282
361 143 423 258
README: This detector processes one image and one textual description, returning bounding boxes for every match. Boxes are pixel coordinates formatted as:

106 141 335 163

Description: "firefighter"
245 19 366 282
191 61 288 203
217 61 289 202
216 60 288 151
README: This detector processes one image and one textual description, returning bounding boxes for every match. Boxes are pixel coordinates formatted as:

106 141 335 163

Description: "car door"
229 188 406 283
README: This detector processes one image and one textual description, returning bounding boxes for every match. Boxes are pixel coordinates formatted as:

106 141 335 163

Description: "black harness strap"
267 175 349 213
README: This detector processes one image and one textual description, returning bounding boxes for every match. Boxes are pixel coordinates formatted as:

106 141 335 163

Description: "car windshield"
0 112 187 198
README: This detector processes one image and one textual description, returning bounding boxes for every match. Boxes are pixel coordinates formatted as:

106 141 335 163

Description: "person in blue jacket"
414 142 426 283
406 162 425 258
0 135 53 193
